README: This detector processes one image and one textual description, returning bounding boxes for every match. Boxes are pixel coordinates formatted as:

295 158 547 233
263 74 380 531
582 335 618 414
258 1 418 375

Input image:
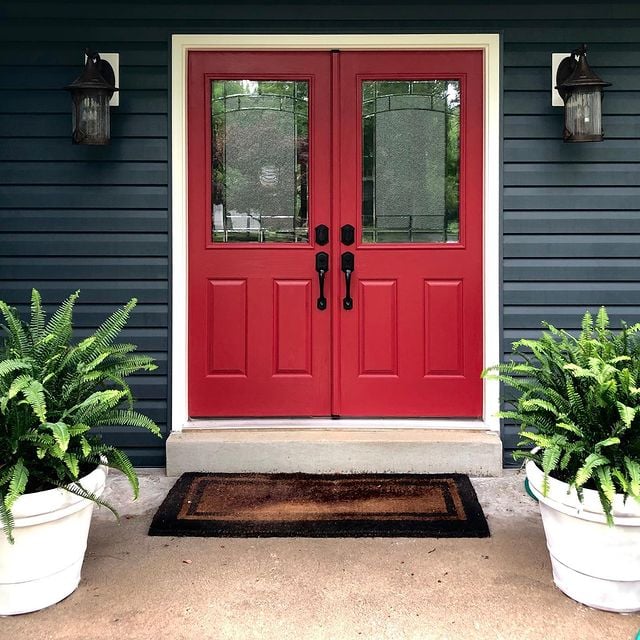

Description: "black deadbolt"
341 224 355 246
315 224 329 246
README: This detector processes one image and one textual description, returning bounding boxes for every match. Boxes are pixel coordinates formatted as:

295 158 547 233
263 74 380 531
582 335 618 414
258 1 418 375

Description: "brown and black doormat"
148 473 490 538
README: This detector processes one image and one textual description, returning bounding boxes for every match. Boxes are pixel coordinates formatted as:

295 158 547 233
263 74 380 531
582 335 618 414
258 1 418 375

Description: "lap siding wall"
1 1 639 466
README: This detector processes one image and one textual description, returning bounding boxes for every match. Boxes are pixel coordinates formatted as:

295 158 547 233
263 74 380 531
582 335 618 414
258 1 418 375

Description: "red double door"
188 50 483 418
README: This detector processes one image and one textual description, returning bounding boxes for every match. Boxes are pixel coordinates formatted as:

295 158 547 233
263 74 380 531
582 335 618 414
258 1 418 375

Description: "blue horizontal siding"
503 258 640 282
0 139 168 161
0 165 168 185
0 257 168 280
0 211 169 232
1 1 639 467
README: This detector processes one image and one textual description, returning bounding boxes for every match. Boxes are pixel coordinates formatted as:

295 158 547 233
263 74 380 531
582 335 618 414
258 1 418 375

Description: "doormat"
148 473 490 538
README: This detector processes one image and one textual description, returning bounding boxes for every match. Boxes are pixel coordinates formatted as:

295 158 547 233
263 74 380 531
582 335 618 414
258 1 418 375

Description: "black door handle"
315 252 329 310
341 252 354 310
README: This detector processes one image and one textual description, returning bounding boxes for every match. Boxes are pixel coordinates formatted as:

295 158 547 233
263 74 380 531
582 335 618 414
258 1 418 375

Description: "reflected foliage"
211 80 309 243
362 80 460 244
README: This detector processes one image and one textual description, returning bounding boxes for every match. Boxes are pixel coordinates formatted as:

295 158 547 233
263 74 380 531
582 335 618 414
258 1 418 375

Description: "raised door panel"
358 280 398 376
274 279 313 376
207 279 247 376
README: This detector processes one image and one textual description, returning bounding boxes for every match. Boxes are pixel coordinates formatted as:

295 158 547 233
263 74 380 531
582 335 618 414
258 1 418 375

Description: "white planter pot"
0 465 107 615
526 459 640 612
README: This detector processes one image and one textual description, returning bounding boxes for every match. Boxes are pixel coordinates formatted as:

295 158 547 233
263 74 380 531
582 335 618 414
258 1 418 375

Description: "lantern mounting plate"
555 55 578 103
551 53 570 106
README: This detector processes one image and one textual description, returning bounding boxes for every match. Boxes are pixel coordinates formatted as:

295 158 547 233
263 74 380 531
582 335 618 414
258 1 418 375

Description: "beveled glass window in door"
362 80 460 243
211 80 309 243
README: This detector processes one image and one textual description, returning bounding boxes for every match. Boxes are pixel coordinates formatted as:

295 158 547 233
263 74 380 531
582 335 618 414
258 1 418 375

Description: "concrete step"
166 428 502 477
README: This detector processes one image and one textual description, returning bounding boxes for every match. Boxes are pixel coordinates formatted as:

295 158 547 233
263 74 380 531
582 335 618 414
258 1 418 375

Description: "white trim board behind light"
170 34 502 433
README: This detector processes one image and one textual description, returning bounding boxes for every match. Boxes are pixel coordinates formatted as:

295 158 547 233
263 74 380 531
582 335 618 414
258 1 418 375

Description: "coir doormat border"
148 473 490 538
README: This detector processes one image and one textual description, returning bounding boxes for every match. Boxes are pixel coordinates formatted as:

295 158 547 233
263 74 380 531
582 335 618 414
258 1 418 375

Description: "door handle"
315 252 329 310
341 252 354 310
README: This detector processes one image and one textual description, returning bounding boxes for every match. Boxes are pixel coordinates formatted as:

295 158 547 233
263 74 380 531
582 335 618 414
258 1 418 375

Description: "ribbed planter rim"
10 465 108 525
526 458 640 526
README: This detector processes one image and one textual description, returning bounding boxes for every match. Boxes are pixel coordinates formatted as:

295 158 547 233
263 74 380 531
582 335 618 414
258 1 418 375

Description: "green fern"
0 290 161 543
483 307 640 523
29 289 46 345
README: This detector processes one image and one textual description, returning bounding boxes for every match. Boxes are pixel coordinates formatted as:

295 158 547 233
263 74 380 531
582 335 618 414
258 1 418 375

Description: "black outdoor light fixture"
555 44 611 143
65 50 118 145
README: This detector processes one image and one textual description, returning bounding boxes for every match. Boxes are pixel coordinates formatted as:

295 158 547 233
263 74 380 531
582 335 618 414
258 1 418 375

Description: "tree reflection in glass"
362 80 460 243
211 80 309 243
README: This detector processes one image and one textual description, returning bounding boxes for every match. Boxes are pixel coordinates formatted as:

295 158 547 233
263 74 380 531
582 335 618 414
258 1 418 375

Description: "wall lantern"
64 50 118 145
555 44 611 143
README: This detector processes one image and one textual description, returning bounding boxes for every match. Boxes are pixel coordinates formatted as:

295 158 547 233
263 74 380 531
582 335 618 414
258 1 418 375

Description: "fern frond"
97 447 139 498
625 458 640 497
0 301 30 356
595 466 616 505
20 431 55 448
520 398 559 416
594 437 621 452
518 432 556 448
62 453 79 478
105 343 138 356
69 389 126 424
0 497 15 544
580 309 594 339
67 423 91 437
86 298 137 355
61 479 118 520
596 306 610 333
612 469 629 495
616 402 637 430
95 409 161 436
512 449 539 463
6 374 47 423
41 291 80 355
29 288 46 345
542 445 562 479
575 453 610 487
4 459 28 510
0 359 30 380
555 419 583 437
43 422 71 452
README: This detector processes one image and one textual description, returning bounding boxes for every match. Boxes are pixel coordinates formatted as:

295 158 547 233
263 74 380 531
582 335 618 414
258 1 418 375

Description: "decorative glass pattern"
211 80 309 243
362 80 460 243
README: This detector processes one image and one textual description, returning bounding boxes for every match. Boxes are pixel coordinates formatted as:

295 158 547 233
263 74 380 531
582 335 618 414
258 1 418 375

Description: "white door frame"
170 33 502 433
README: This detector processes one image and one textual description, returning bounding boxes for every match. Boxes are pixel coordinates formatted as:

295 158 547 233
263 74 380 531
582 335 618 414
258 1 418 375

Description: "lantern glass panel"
72 91 110 145
565 87 602 140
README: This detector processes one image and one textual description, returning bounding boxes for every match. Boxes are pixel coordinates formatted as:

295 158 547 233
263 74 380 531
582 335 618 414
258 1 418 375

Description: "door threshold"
178 418 493 431
166 427 502 476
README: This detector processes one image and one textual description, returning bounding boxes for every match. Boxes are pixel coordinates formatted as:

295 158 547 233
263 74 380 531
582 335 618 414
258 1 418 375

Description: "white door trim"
170 33 502 433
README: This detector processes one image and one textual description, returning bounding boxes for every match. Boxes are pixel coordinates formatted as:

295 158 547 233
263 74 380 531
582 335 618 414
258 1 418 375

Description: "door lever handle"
315 252 329 310
341 252 354 310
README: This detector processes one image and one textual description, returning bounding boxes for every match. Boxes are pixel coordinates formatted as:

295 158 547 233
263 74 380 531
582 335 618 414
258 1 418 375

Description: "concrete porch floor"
4 471 640 639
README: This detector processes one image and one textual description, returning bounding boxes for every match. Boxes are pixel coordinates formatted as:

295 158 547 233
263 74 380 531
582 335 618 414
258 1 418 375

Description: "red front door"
336 51 484 416
188 52 332 416
188 50 483 418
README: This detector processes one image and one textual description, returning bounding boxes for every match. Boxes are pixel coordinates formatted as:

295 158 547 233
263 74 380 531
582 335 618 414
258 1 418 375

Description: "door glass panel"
362 80 460 243
211 80 309 243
